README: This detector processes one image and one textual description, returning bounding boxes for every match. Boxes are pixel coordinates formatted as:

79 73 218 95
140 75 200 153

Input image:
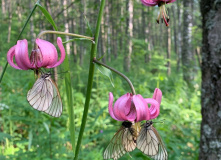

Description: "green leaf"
28 130 33 151
36 3 58 31
96 63 115 87
0 132 11 141
84 16 93 36
97 53 106 61
61 49 75 153
43 122 50 134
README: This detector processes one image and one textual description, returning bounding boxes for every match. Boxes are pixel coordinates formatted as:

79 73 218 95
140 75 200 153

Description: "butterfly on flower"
137 121 168 160
104 121 168 160
27 72 62 117
103 121 140 160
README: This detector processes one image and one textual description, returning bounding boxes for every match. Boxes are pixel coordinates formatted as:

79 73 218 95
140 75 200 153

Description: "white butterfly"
103 121 139 160
27 72 62 117
137 121 168 160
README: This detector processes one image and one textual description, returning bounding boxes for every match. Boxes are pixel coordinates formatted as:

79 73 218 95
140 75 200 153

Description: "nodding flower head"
140 0 176 26
7 37 65 70
108 88 162 122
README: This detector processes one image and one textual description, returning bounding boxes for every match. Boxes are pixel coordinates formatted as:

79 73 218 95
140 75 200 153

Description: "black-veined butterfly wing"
27 73 62 117
27 74 53 111
137 121 168 160
103 121 137 160
43 78 62 117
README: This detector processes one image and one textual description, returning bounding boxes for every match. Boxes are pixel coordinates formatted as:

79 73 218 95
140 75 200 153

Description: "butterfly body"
27 72 62 117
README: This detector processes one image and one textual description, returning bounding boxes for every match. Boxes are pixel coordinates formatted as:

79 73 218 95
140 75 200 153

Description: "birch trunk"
124 0 133 72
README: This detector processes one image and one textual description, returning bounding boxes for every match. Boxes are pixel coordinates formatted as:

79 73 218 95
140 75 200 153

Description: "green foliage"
36 3 58 31
0 0 202 160
95 63 115 88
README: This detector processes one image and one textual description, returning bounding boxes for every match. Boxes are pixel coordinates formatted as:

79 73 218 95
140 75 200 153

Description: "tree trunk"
7 0 12 43
176 0 182 71
2 0 6 17
63 0 71 56
199 2 221 159
124 0 133 72
143 7 151 63
167 23 171 76
79 0 85 66
182 0 193 85
195 47 201 68
172 5 178 55
105 0 111 62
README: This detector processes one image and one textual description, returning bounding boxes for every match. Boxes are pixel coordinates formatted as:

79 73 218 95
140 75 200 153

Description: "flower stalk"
74 0 106 159
37 30 94 41
93 58 136 95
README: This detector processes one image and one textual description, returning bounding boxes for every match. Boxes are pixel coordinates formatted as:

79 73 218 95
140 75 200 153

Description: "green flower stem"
37 30 94 41
0 0 41 84
93 58 136 95
74 0 106 159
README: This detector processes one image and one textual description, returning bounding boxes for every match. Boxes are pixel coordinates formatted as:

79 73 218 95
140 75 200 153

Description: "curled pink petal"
141 0 176 6
159 0 176 3
114 93 132 121
152 88 162 104
133 94 150 122
14 40 33 70
107 90 163 122
49 37 66 68
7 45 22 70
141 0 158 6
125 102 137 121
108 92 122 121
36 38 58 68
145 98 160 119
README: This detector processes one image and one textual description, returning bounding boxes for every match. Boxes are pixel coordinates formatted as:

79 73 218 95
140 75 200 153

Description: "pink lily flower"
108 88 162 122
7 37 65 70
140 0 176 26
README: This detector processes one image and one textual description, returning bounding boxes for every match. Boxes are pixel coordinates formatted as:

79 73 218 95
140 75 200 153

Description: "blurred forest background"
0 0 202 159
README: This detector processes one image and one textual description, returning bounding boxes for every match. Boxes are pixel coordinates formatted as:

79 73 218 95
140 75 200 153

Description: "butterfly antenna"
104 123 121 127
153 119 166 124
57 70 69 75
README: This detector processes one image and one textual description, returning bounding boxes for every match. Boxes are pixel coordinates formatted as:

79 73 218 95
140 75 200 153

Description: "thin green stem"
93 58 136 95
37 30 94 41
74 0 106 159
63 56 75 154
0 0 40 84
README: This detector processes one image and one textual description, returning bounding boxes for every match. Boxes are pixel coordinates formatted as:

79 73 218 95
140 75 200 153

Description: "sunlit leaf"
36 2 58 31
95 63 114 87
85 16 93 36
43 122 50 134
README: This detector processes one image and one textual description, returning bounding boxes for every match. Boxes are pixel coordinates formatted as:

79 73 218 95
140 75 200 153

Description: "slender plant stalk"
37 30 94 41
43 22 77 155
0 0 41 84
74 0 106 159
63 55 75 154
37 30 95 154
93 58 136 95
